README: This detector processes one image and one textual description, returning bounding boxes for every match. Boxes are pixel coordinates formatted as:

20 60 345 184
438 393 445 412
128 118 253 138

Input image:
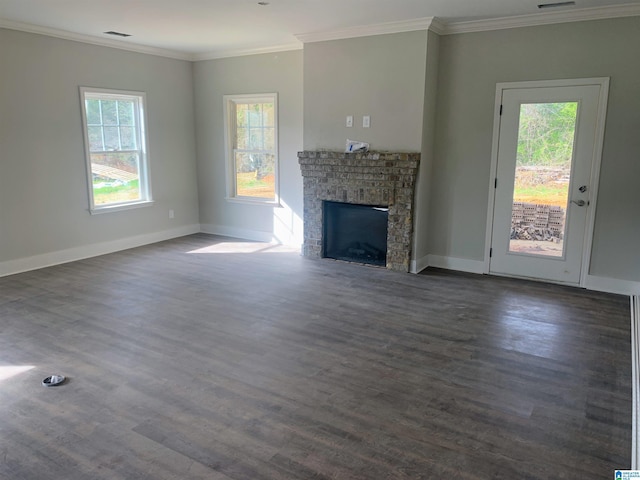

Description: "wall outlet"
169 209 174 219
363 115 371 128
346 115 353 127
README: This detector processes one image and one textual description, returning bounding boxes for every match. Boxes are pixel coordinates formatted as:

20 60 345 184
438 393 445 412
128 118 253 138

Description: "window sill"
225 197 282 208
90 200 154 215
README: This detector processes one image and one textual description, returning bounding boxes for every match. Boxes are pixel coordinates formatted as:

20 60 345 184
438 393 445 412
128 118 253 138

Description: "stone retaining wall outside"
511 202 566 241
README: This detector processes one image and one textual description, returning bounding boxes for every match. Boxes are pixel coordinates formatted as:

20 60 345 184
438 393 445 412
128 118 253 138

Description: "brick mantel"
298 151 420 272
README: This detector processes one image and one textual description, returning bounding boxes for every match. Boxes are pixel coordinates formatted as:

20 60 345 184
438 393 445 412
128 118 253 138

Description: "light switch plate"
363 115 371 128
346 115 353 127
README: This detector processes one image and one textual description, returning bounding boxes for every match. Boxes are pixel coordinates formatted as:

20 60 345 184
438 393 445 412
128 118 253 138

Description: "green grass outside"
513 183 568 207
93 179 140 205
237 175 270 189
91 174 567 207
236 171 275 198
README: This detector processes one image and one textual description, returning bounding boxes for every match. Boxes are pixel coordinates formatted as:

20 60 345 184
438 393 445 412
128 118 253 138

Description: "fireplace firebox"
323 201 388 267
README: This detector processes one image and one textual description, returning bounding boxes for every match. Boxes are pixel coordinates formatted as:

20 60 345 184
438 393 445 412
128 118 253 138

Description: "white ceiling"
1 0 639 60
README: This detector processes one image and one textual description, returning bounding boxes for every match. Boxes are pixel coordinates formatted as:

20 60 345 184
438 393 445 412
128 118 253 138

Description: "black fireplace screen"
323 201 388 267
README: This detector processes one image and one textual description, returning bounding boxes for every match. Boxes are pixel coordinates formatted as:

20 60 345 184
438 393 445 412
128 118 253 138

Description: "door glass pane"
509 102 578 257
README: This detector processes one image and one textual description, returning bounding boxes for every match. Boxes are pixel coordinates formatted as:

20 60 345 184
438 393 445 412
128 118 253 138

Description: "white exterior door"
489 79 608 284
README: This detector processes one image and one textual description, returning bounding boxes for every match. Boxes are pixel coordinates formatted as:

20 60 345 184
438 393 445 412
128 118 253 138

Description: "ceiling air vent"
104 31 132 38
538 1 576 8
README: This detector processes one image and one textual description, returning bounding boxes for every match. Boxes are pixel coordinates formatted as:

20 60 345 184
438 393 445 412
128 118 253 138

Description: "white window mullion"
98 100 106 151
115 100 122 151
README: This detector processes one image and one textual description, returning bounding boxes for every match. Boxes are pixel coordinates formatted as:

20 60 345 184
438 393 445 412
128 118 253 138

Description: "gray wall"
4 16 639 284
412 30 440 265
303 31 428 152
193 51 304 245
0 28 199 263
430 17 640 281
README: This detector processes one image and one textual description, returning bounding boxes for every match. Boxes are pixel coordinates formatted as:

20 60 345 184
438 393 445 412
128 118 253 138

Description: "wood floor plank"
0 234 632 479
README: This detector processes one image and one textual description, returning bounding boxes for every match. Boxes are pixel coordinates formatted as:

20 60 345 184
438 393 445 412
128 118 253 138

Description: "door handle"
571 199 587 207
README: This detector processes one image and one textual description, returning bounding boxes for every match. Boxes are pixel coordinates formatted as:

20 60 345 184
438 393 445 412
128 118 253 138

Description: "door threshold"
488 271 582 288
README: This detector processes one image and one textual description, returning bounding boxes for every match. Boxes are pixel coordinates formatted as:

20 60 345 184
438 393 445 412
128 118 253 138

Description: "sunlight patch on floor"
0 365 35 382
187 242 298 254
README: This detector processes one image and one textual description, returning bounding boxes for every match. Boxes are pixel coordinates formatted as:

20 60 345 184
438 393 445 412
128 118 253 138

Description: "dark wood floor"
0 234 631 479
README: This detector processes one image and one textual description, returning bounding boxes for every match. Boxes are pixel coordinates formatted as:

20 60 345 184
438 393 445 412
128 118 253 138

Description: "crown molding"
192 42 303 62
4 2 640 61
295 17 435 44
0 18 302 62
0 19 192 60
428 17 448 36
442 3 640 35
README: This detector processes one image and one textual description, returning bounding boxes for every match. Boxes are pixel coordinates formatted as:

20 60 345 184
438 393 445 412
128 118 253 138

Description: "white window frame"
223 93 280 205
79 87 153 214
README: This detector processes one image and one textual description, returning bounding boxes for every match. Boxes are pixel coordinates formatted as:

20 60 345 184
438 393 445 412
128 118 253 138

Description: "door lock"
578 185 588 193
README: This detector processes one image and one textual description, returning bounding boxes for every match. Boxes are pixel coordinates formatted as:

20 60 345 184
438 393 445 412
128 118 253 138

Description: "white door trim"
483 77 610 287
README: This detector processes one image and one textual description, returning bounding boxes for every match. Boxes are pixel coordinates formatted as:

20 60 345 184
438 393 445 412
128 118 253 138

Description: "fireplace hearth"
298 151 420 272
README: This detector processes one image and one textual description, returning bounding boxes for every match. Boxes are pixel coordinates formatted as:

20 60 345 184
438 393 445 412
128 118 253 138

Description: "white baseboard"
410 254 430 274
200 224 280 244
411 254 640 296
584 275 640 296
0 224 200 278
425 254 486 274
410 254 485 275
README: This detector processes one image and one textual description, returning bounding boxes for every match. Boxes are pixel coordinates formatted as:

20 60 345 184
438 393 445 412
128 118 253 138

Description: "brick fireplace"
298 151 420 272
